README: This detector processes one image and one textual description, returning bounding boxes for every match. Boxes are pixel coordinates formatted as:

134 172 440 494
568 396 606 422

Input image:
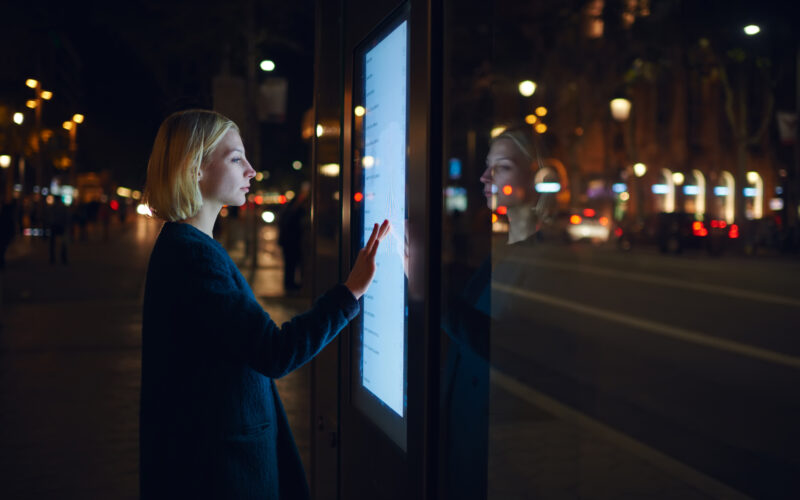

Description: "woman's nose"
480 166 493 183
245 161 256 178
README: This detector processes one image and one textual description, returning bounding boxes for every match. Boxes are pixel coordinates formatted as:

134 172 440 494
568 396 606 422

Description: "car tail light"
729 224 739 239
497 205 507 215
583 208 595 217
614 227 623 237
570 215 582 225
599 216 609 226
692 221 707 237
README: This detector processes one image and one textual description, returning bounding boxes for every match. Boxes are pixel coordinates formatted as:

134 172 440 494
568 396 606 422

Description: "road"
488 241 800 499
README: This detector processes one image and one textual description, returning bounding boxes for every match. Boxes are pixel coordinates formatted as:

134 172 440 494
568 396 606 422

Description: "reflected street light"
610 98 631 121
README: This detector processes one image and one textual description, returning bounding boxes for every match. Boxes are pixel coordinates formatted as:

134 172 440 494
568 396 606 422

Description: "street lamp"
13 112 24 125
63 114 84 185
518 80 537 97
743 25 760 36
0 155 10 169
260 59 276 72
633 162 647 177
610 98 631 121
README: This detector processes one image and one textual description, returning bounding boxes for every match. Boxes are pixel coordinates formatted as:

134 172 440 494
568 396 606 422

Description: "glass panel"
441 1 800 498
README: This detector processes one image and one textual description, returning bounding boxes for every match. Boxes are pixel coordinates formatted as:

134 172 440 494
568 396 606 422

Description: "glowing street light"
41 90 53 100
0 155 11 168
672 172 685 185
63 121 74 131
13 112 24 124
26 100 37 109
743 25 760 36
518 80 537 97
72 113 84 124
610 98 632 121
535 106 548 117
26 79 39 88
260 59 276 72
633 162 647 177
354 106 366 117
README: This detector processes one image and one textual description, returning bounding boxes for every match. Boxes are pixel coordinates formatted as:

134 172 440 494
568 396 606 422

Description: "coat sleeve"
183 242 359 378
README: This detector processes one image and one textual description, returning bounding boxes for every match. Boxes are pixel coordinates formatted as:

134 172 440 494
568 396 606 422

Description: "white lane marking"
491 368 753 500
505 256 800 308
492 282 800 370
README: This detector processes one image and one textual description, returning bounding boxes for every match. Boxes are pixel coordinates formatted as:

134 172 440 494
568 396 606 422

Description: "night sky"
0 0 315 190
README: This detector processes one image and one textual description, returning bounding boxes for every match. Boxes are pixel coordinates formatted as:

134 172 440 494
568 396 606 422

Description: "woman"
481 127 553 245
139 109 389 499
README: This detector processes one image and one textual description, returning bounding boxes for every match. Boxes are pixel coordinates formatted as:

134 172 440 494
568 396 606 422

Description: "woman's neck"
182 202 221 238
506 204 538 244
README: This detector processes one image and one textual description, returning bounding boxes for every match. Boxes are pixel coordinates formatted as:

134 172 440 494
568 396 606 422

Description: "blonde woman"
140 109 389 499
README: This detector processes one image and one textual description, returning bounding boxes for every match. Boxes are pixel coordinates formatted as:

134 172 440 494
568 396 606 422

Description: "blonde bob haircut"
144 109 239 221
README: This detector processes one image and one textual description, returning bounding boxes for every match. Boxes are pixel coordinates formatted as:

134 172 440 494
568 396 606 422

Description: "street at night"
488 240 800 499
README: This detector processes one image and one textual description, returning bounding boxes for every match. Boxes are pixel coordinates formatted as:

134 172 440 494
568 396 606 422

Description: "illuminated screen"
358 19 408 418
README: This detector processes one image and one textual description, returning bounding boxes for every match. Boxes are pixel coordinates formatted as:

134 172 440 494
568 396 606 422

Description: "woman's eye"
231 157 241 163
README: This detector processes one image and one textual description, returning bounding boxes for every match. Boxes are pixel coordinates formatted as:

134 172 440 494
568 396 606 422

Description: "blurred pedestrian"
45 196 70 265
277 182 309 292
139 109 389 500
0 200 17 269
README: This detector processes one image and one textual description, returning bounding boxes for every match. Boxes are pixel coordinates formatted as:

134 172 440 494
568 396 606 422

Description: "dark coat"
140 222 358 499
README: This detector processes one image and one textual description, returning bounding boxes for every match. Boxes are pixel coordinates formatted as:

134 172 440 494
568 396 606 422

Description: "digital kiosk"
351 13 409 450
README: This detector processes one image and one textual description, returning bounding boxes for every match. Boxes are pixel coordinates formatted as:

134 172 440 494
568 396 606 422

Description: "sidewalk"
0 217 310 499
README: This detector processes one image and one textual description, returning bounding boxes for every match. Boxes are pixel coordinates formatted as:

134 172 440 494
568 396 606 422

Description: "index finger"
364 222 379 251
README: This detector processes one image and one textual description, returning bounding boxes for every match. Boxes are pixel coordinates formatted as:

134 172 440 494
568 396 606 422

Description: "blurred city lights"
633 162 647 177
278 195 287 204
535 182 560 193
116 187 132 198
255 172 264 181
652 184 669 194
254 195 263 205
490 126 507 138
73 114 84 123
491 213 498 223
672 172 685 185
110 200 120 211
747 171 760 184
41 90 53 100
354 106 366 117
63 121 74 131
535 123 547 134
714 186 729 196
26 100 37 109
683 185 700 195
525 114 537 124
518 80 537 97
610 98 632 121
319 163 340 177
743 187 757 197
575 127 584 136
599 217 609 226
502 185 513 195
132 190 142 200
497 205 507 215
292 161 303 170
744 25 760 35
619 192 630 201
260 59 276 72
262 211 276 223
316 124 323 137
583 208 596 217
0 155 11 168
570 215 582 224
26 79 38 88
535 106 548 117
46 195 55 205
285 190 296 200
13 112 24 124
354 192 364 202
363 155 375 168
612 183 627 193
137 204 152 216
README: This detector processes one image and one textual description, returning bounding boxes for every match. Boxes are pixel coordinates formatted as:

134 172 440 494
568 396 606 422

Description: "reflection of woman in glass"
139 110 390 499
481 127 553 245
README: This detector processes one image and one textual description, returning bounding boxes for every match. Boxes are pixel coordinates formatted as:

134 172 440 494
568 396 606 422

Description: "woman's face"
480 138 533 209
199 130 256 208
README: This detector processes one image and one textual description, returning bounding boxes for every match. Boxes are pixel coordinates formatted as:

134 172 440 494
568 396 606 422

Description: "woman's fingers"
364 223 379 253
370 220 390 256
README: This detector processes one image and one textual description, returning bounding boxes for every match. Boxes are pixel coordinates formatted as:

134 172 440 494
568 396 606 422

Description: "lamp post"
63 114 84 187
25 79 53 195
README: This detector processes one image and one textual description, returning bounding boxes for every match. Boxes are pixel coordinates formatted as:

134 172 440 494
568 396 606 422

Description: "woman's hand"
344 219 391 300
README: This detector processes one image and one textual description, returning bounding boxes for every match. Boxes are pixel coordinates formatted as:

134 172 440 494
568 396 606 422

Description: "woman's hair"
492 126 542 169
143 109 239 221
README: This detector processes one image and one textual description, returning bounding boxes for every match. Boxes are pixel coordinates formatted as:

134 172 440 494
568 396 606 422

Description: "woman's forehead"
487 138 525 162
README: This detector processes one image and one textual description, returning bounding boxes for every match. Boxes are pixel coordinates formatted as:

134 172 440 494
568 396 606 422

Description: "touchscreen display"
359 20 408 417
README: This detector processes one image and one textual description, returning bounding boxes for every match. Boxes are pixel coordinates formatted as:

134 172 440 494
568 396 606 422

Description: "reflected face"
481 138 533 209
199 130 256 208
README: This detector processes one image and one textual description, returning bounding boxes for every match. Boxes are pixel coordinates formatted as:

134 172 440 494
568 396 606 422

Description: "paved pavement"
0 216 308 499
